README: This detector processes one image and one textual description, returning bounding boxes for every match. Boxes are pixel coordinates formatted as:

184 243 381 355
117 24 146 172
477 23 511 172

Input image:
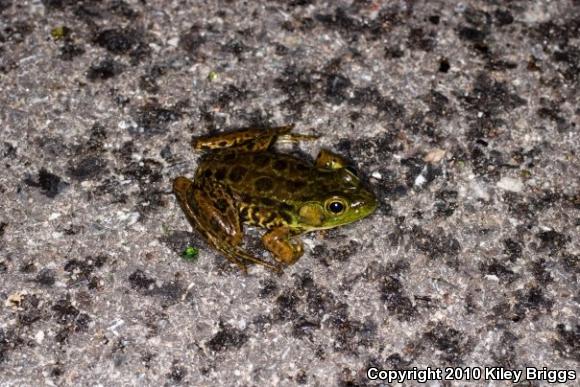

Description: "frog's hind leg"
194 124 317 153
173 177 280 272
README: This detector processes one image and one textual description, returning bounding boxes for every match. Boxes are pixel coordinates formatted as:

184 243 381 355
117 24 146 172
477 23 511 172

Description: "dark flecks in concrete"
94 28 137 55
553 324 580 362
438 58 450 72
381 275 416 320
179 25 206 55
503 238 523 261
19 261 36 273
493 9 514 26
128 269 155 290
325 73 351 105
207 323 248 352
479 259 517 281
258 278 278 298
536 230 569 255
135 104 181 135
424 323 467 363
530 258 553 284
434 189 458 217
407 27 437 52
385 45 405 59
35 268 56 286
411 226 461 261
24 168 68 198
168 364 187 383
67 156 107 181
86 58 124 81
17 294 42 326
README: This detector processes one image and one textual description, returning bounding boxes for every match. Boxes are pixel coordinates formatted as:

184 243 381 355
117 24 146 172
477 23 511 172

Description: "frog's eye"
325 198 347 215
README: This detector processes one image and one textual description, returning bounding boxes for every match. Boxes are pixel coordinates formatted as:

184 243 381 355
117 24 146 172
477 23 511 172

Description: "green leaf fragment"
207 71 219 81
182 246 199 261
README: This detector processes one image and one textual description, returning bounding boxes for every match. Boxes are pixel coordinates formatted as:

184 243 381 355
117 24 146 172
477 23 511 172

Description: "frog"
173 125 377 272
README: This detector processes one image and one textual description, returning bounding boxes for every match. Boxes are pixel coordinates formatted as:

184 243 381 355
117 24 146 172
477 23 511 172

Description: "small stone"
497 177 524 193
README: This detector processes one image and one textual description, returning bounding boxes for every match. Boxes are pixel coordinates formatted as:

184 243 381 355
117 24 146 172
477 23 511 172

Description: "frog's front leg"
173 177 280 272
315 149 349 170
261 226 304 265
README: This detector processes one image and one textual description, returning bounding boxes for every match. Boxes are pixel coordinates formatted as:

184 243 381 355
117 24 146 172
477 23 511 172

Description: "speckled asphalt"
0 0 578 386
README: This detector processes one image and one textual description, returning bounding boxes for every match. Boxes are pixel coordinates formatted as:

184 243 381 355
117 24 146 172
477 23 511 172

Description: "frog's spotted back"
174 125 377 272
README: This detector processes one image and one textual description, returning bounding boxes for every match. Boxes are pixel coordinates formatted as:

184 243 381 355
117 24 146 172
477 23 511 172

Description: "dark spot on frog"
260 197 276 207
285 179 307 192
272 159 288 172
207 323 248 352
239 206 250 222
252 153 269 167
228 165 247 182
213 168 226 181
255 177 274 192
274 210 290 225
218 140 227 147
215 198 229 213
68 156 106 181
202 169 212 179
86 58 124 81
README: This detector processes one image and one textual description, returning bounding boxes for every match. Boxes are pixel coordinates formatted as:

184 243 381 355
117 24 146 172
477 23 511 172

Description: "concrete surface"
0 0 578 385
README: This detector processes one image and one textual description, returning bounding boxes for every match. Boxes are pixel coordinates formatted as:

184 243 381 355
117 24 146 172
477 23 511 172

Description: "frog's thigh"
315 149 348 169
174 177 247 270
261 226 304 265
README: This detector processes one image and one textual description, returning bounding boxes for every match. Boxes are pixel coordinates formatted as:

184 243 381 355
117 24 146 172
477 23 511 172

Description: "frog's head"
295 168 377 231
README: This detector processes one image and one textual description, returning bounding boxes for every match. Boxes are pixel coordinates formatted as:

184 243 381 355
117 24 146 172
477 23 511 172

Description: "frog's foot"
221 245 282 273
315 149 349 169
262 227 304 265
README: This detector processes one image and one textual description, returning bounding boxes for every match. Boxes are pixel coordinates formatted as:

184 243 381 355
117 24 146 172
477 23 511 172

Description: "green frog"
173 125 377 272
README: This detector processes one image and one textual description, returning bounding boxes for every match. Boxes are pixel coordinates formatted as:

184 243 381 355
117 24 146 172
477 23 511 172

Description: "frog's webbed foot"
173 176 281 273
315 149 349 170
261 227 304 265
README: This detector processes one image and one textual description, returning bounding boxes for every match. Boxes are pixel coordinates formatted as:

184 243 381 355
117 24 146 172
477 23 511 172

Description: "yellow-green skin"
173 125 377 272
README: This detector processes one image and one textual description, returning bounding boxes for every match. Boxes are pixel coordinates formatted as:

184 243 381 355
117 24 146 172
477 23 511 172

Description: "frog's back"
196 151 323 202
